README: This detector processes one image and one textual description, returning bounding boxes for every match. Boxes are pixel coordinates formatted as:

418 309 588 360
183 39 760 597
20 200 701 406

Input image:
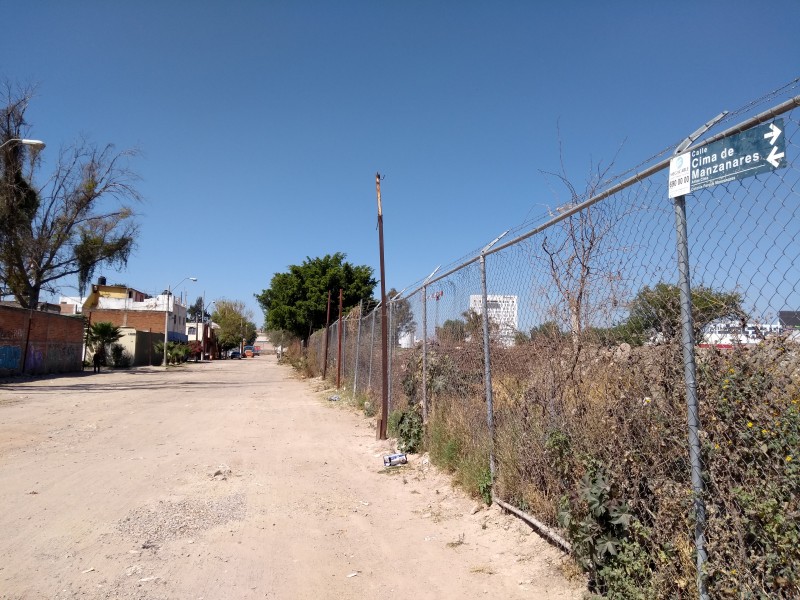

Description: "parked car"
228 349 241 359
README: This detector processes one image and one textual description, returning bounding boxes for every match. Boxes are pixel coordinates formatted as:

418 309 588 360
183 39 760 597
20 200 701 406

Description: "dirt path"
0 354 583 599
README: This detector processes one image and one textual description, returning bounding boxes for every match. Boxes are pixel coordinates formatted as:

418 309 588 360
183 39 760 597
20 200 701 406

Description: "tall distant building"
468 294 518 347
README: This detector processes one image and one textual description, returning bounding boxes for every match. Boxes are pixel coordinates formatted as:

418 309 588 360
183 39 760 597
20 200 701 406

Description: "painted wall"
0 306 84 376
113 327 163 366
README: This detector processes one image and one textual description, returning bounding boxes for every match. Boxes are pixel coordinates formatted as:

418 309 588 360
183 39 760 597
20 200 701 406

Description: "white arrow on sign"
767 145 785 168
764 122 782 145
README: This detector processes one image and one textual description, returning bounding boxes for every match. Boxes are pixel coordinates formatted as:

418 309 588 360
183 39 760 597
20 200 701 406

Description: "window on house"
188 327 196 335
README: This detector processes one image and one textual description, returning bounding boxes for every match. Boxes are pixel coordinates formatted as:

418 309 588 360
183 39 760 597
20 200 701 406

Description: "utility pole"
376 172 389 440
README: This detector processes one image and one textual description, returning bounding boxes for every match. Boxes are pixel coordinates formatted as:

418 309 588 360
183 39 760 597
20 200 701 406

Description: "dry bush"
489 333 800 597
698 339 800 598
491 336 697 596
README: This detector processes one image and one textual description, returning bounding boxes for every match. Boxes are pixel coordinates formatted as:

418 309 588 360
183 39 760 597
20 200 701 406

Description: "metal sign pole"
673 193 709 600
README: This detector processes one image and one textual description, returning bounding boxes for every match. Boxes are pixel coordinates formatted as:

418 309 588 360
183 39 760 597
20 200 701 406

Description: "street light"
162 276 197 366
204 301 216 359
0 138 46 151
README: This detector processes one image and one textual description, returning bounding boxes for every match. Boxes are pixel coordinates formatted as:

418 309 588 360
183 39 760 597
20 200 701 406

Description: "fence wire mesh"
304 91 800 599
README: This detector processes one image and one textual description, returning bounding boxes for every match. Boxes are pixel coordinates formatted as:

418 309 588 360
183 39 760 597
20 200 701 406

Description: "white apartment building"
468 294 518 347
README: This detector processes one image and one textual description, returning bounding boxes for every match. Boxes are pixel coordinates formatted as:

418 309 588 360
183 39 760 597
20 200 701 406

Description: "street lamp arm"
162 276 197 367
0 138 46 151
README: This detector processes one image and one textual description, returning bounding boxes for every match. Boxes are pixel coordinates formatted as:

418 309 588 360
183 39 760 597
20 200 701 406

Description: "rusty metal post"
376 173 389 440
322 290 331 380
354 300 363 396
342 313 347 380
336 288 343 388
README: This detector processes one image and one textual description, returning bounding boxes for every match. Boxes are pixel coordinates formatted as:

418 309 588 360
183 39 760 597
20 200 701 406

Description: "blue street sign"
669 119 786 198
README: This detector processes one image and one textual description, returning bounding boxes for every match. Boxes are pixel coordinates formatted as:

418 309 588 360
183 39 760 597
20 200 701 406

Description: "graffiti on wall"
0 345 22 370
26 344 45 372
1 307 84 376
0 327 25 341
46 343 81 372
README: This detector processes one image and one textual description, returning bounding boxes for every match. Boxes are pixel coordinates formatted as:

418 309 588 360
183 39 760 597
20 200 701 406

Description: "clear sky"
3 1 799 323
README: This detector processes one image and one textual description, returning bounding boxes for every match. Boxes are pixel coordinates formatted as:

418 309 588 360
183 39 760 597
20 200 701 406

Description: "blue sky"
3 1 799 323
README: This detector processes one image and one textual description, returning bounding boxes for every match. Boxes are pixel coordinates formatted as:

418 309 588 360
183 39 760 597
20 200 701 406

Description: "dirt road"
0 355 583 599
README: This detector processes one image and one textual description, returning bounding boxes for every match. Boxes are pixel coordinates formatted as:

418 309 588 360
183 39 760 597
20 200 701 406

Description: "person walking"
93 350 103 373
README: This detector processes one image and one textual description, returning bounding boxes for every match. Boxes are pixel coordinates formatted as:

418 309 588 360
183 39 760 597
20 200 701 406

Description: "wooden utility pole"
322 290 332 379
376 172 389 440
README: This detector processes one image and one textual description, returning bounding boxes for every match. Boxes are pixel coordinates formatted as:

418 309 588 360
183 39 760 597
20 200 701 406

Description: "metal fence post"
336 289 343 388
479 233 506 481
668 114 726 600
674 193 709 600
342 315 347 381
421 286 428 422
368 306 377 393
420 267 439 423
322 290 332 380
389 300 398 412
354 301 363 397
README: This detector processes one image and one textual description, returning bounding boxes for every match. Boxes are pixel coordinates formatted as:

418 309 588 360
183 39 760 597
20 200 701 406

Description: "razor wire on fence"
306 88 800 599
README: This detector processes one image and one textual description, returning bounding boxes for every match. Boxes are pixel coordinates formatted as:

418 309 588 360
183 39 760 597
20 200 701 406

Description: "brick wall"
0 306 84 376
85 309 167 333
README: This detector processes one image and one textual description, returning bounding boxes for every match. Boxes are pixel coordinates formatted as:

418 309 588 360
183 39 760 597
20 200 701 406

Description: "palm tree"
87 322 122 365
153 341 188 365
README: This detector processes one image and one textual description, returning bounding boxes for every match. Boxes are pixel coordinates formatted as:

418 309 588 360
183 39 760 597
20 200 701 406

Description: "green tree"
153 341 187 365
256 253 376 341
87 321 122 362
188 340 203 361
437 319 466 344
187 296 208 322
626 282 746 342
212 299 257 350
463 309 484 342
516 321 563 344
0 84 140 307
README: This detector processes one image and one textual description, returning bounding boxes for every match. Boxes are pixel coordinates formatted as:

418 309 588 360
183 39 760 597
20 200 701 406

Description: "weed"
477 468 493 505
386 405 422 453
447 533 466 548
469 565 495 575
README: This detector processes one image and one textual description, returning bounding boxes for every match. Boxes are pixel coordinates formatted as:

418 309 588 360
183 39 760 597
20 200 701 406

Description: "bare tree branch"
0 86 141 307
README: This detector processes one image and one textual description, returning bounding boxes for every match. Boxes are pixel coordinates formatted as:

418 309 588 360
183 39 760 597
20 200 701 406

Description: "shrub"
427 409 462 471
397 405 423 453
109 343 132 369
698 341 800 597
558 466 656 596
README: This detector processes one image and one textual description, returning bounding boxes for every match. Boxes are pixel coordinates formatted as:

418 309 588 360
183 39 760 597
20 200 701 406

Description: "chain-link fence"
307 86 800 599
